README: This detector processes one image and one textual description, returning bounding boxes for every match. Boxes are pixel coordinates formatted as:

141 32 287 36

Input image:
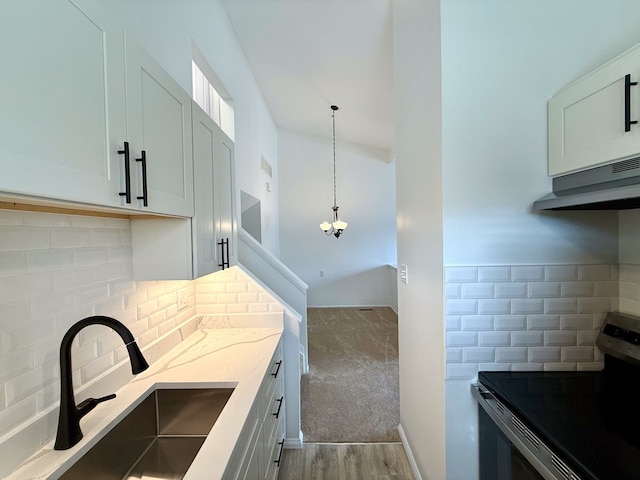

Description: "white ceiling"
220 0 394 158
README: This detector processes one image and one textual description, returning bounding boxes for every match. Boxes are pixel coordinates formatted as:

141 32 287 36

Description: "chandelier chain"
332 108 337 207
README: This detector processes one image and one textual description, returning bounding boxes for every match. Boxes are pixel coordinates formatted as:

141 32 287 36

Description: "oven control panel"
596 312 640 365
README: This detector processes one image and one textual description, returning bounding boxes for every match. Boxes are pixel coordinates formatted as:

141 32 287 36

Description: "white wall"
393 0 446 479
97 0 281 256
441 2 640 479
278 128 397 307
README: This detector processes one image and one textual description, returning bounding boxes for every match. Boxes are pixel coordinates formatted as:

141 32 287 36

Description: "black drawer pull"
271 360 282 378
273 396 284 419
274 439 285 466
117 142 131 203
136 150 148 206
625 73 638 132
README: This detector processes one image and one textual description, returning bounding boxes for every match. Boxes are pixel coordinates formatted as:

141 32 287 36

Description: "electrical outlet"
319 270 324 277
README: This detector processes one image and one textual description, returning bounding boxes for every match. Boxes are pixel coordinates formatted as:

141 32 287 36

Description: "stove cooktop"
478 366 640 480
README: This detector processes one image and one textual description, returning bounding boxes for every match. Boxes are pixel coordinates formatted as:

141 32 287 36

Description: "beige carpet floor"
301 307 400 443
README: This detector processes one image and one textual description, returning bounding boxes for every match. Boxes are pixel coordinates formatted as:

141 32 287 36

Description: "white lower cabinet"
225 340 285 480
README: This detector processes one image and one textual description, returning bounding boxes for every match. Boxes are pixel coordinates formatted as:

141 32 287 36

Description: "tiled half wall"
445 265 620 379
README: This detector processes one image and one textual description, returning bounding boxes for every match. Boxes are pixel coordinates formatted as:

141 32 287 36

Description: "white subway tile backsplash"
0 226 50 251
446 316 461 331
74 247 109 266
0 396 37 436
512 363 542 372
447 348 463 363
444 263 618 379
511 331 543 347
0 273 53 304
495 347 527 363
4 364 56 407
528 282 561 298
462 283 494 299
446 267 477 283
527 315 560 331
544 363 576 371
511 299 544 315
511 266 544 282
494 315 526 331
560 314 593 330
594 281 618 297
0 252 26 277
461 315 493 331
577 330 598 346
578 265 613 281
463 348 495 363
545 265 578 281
561 282 594 297
478 266 510 283
445 283 461 299
26 250 74 273
578 298 612 314
446 331 478 347
80 351 115 383
53 267 94 291
561 346 594 363
30 292 75 319
446 364 478 379
495 283 527 299
51 228 92 249
528 347 560 363
478 331 511 347
545 298 578 314
545 330 577 346
478 299 510 315
446 299 478 315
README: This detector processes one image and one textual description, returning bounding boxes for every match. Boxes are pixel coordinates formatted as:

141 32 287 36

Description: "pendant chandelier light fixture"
320 105 348 238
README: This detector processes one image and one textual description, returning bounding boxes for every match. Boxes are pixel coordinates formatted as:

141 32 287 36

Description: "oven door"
479 406 545 480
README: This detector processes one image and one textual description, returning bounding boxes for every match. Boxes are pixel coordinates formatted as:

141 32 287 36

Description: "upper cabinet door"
0 0 127 207
215 128 237 267
548 44 640 176
192 103 218 277
124 35 194 217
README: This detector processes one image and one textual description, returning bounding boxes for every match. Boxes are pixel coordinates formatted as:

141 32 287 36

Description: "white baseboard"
284 431 304 449
398 423 423 480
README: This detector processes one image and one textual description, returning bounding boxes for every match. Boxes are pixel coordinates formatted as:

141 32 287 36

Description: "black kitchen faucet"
53 316 149 450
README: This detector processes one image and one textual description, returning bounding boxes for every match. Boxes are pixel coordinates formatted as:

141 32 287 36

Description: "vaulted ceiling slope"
221 0 394 158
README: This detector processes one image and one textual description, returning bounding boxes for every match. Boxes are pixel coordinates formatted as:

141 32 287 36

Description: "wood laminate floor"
277 443 415 480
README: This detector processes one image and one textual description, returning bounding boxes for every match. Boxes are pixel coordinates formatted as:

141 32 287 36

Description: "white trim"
398 423 423 480
238 228 308 293
284 431 304 449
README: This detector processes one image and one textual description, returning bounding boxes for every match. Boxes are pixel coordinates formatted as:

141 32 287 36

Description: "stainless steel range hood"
533 157 640 210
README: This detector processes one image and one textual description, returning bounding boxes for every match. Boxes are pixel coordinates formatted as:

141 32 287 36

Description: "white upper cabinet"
548 44 640 176
191 102 237 278
0 0 193 217
124 36 194 217
0 0 127 207
214 127 238 270
131 104 236 281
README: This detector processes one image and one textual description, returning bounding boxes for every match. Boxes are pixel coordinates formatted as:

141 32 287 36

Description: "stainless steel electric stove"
472 312 640 480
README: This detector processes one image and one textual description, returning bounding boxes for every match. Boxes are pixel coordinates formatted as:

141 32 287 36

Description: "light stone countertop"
5 326 283 480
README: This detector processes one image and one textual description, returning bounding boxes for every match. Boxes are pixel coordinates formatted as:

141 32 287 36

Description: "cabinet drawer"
265 419 285 480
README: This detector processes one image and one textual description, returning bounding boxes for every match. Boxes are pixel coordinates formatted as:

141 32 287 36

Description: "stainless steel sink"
59 387 235 480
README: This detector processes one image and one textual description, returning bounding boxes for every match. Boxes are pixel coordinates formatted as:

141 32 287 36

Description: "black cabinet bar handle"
625 73 638 132
136 150 148 207
274 439 285 466
217 238 230 270
273 396 284 419
271 360 282 378
117 142 131 203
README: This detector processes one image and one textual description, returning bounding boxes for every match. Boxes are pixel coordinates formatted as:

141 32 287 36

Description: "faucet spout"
54 316 149 450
